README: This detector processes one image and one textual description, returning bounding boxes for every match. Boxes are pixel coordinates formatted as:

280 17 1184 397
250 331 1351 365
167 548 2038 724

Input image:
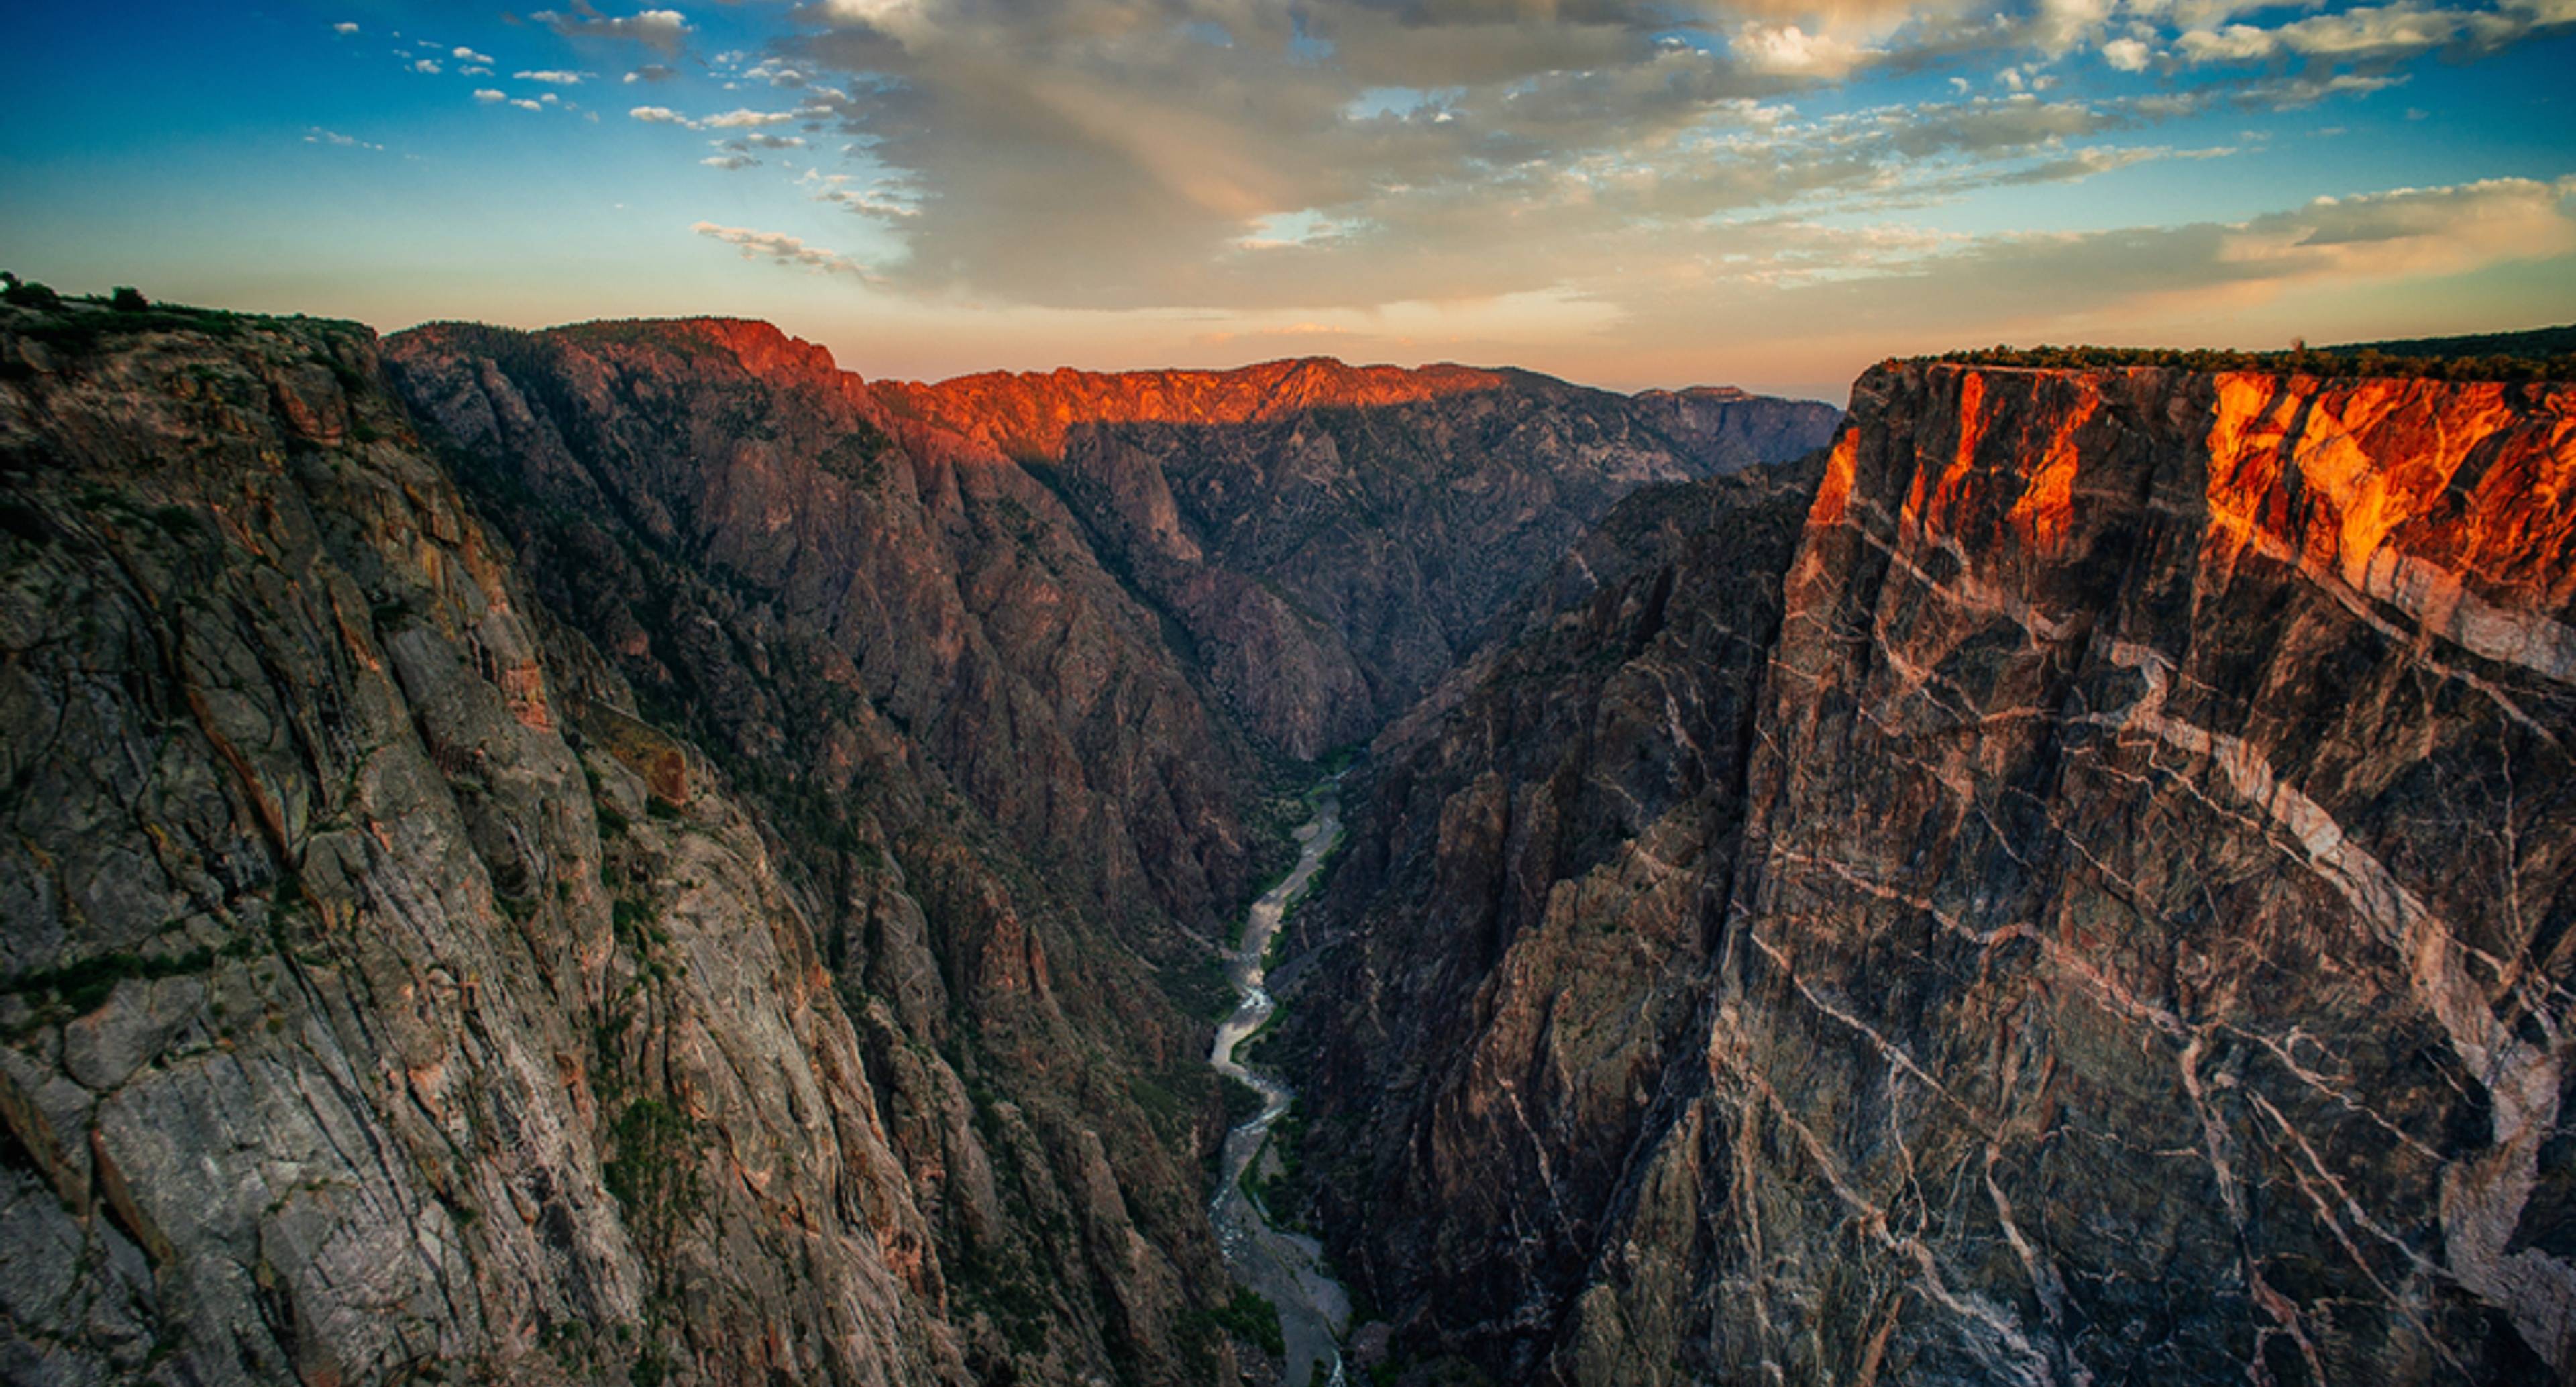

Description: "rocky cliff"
0 307 981 1384
379 317 1311 1386
886 359 1840 758
1288 362 2576 1384
0 305 1293 1387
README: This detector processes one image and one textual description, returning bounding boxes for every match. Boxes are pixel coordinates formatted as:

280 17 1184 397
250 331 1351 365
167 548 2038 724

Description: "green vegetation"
1238 1099 1315 1234
1 271 60 310
1219 1074 1267 1129
602 1097 703 1275
4 936 260 1027
1125 1063 1221 1150
1206 1287 1285 1359
1176 1288 1283 1380
1161 948 1237 1022
1930 333 2576 383
2338 323 2576 361
1311 742 1365 777
0 282 366 353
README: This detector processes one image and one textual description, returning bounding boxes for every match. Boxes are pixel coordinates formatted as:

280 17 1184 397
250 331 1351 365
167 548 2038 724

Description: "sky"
2 1 2571 401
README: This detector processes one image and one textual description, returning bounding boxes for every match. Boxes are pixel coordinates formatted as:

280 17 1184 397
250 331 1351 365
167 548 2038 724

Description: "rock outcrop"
1289 362 2576 1384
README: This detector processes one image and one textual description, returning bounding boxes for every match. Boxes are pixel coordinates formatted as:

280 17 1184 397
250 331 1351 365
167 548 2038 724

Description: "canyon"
0 294 2567 1387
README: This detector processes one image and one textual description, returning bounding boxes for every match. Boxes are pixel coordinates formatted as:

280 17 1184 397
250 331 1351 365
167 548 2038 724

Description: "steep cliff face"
380 318 1291 1384
1294 362 2576 1384
1281 460 1823 1370
890 361 1839 757
0 307 971 1384
385 319 1270 953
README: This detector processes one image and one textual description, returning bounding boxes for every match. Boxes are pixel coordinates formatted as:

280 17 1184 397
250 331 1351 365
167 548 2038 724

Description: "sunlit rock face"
1296 362 2576 1384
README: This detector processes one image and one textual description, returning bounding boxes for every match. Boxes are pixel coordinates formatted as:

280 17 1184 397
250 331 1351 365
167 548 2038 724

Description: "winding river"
1209 781 1351 1387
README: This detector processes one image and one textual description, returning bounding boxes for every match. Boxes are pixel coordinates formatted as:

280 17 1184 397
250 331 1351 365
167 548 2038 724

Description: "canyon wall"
0 311 978 1384
1293 362 2576 1385
888 359 1840 757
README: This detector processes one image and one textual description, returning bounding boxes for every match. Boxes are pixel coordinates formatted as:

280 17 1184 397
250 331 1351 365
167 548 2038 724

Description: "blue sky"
3 0 2571 400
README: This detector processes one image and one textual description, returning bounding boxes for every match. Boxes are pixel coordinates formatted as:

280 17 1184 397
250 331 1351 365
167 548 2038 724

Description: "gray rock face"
0 306 970 1384
1292 363 2576 1384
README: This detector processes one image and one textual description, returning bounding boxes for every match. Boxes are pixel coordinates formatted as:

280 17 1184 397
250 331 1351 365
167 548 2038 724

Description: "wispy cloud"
690 220 873 277
305 126 385 152
701 108 797 128
516 69 590 85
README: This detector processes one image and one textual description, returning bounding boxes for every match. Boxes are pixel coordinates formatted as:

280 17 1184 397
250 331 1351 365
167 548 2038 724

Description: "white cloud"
702 108 797 128
474 89 508 103
703 154 761 169
454 46 494 64
1735 24 1879 76
690 220 873 277
411 58 443 74
516 70 588 85
531 7 690 52
2035 0 2117 55
511 98 545 111
333 21 358 35
629 105 698 127
2178 1 2552 65
2102 37 2155 69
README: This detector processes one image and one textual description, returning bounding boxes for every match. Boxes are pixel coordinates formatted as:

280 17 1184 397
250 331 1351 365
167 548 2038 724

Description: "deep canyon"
0 298 2568 1387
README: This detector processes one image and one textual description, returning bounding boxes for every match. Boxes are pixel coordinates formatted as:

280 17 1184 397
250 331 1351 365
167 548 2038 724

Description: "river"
1209 781 1351 1387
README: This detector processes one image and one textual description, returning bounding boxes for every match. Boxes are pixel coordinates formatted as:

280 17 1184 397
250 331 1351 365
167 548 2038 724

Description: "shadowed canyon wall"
1286 362 2576 1385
